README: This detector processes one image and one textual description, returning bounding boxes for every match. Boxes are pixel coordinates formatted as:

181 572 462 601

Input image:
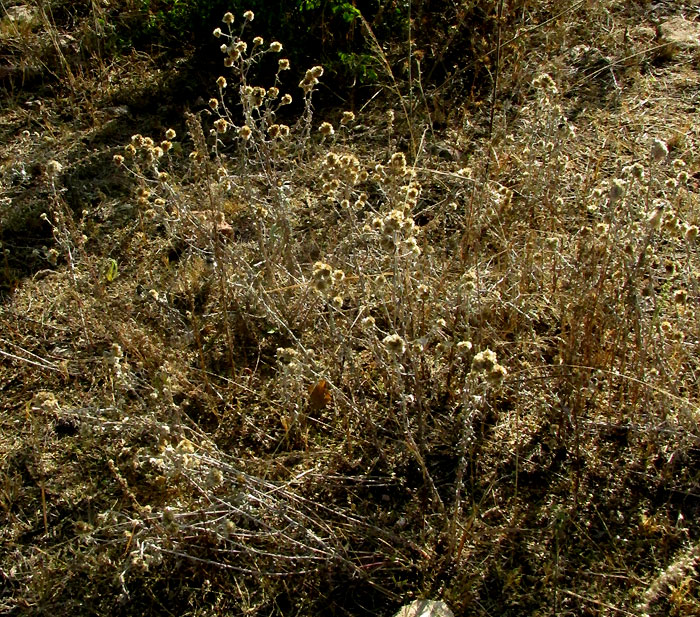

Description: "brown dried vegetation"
2 2 700 616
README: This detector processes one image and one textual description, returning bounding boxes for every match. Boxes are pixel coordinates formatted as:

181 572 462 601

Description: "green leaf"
105 259 118 283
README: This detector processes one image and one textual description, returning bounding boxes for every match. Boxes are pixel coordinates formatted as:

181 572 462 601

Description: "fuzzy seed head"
216 75 227 89
383 333 406 355
487 364 508 384
243 10 254 21
222 12 234 24
238 125 252 140
319 122 334 137
631 162 645 181
213 118 228 133
472 348 498 373
389 152 406 169
269 41 283 53
674 289 688 305
609 178 626 203
46 160 63 176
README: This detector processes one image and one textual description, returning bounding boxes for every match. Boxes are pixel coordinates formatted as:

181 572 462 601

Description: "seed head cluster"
471 348 508 383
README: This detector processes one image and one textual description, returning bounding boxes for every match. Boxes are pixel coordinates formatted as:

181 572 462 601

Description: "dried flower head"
471 348 498 373
243 10 254 21
382 209 405 234
46 160 63 176
312 261 333 292
278 58 290 71
252 36 263 47
631 162 645 181
238 125 252 140
406 185 420 203
341 111 355 125
609 178 626 203
486 363 508 384
319 122 334 137
383 333 406 356
269 41 283 53
216 76 227 89
222 12 234 24
213 118 228 133
165 128 176 140
532 73 558 95
389 152 407 169
251 86 265 107
213 27 222 38
674 289 688 305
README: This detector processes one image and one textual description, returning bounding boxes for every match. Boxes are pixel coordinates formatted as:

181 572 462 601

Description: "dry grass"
2 1 700 615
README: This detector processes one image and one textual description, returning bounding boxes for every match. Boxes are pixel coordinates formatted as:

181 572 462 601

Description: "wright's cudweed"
471 348 508 384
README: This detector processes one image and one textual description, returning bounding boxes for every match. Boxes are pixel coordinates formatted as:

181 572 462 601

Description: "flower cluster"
471 348 508 384
299 65 324 95
370 208 421 257
311 261 346 297
319 151 367 202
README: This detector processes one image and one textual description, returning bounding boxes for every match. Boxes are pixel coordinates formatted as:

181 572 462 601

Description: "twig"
560 589 638 617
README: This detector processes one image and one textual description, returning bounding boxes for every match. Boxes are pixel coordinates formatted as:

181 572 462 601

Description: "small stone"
393 600 454 617
4 5 37 24
658 17 700 59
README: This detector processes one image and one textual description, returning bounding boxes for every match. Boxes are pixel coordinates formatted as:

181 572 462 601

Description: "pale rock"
393 599 454 617
658 16 700 56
